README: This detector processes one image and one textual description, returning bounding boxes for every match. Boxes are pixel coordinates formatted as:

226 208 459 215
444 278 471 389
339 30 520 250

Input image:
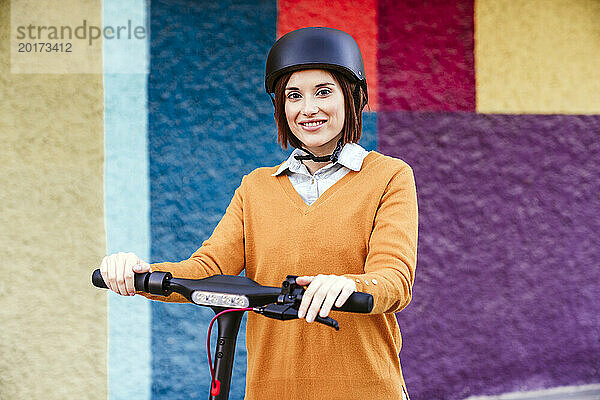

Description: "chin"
296 132 336 147
300 139 330 151
300 136 326 145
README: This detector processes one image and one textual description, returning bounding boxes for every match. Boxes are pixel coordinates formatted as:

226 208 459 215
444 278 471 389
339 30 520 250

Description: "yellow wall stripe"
476 0 600 114
0 1 107 398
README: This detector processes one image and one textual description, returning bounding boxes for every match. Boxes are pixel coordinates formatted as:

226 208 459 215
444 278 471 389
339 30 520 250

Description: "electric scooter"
91 269 373 400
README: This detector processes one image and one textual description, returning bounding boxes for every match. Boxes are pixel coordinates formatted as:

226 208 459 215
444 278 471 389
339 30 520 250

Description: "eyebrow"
285 82 335 91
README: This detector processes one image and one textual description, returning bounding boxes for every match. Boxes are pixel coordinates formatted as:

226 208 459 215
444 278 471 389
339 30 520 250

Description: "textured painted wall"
277 0 379 110
148 1 277 398
382 112 600 399
23 0 592 399
374 1 600 397
0 1 107 399
103 1 152 398
476 0 600 114
378 0 476 111
142 1 600 399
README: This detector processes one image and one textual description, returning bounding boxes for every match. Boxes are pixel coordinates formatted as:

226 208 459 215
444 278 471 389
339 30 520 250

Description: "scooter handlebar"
91 269 373 314
333 291 372 314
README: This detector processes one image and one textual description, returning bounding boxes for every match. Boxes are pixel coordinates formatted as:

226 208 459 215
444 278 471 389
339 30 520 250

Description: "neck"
302 140 339 158
297 135 344 175
302 159 331 175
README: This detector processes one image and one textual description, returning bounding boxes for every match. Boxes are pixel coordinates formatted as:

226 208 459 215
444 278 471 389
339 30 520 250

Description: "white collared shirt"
271 142 370 206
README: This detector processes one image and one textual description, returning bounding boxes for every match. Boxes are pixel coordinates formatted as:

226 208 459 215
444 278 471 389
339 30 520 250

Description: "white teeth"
301 121 325 127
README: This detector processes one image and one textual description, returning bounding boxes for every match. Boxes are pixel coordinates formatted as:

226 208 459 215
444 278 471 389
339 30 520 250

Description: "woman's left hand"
296 274 357 323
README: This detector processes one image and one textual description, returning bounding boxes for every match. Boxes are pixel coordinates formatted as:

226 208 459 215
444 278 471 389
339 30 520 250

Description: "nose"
301 96 319 116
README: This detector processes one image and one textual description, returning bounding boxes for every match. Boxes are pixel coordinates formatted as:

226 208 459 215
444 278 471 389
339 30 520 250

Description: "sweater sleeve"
139 175 247 303
343 165 418 314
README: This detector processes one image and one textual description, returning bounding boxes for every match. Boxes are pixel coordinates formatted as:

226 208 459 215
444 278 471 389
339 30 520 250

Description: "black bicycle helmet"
265 26 368 111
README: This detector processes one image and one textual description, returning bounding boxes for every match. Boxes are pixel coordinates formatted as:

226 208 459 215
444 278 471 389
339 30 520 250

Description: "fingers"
107 253 118 293
295 276 314 286
130 259 151 295
335 285 356 308
114 252 128 296
298 275 357 323
100 252 148 296
100 256 112 292
124 265 136 296
305 277 335 323
298 275 326 320
133 261 151 273
123 253 139 296
319 280 349 318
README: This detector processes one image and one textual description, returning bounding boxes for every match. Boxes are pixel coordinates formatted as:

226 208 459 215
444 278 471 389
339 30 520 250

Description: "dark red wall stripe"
378 0 476 111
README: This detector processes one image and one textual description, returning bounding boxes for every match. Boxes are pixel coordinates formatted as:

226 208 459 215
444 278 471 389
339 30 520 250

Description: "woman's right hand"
100 252 151 296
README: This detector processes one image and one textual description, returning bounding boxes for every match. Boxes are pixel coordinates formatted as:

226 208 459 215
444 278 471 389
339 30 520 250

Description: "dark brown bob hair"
272 68 369 150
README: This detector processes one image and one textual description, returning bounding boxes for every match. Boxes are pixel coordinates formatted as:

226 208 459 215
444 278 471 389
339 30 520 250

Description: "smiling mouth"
299 120 326 127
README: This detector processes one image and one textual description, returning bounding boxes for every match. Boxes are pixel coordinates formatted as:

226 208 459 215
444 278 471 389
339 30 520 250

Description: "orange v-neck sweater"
144 150 418 399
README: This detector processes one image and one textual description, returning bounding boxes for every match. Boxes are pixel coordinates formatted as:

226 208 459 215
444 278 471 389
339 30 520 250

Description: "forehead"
286 69 337 88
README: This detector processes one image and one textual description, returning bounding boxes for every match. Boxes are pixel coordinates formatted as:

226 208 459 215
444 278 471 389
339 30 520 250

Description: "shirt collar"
271 142 368 176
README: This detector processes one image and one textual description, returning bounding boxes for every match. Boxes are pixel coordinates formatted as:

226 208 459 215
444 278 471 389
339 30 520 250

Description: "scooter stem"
209 307 245 400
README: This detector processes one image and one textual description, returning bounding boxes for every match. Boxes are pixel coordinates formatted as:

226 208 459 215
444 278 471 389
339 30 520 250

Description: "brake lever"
253 303 339 330
313 314 339 330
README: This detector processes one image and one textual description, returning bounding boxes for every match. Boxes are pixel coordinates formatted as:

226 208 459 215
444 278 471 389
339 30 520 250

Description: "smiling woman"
99 26 418 400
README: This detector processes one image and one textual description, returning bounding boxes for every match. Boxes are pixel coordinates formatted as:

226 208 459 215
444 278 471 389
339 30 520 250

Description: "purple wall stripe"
379 111 600 399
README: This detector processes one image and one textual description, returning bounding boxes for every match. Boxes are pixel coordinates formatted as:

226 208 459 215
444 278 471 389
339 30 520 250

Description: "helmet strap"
294 137 344 163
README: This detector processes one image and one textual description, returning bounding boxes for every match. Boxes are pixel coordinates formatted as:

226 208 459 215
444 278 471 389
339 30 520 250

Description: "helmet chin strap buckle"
294 137 344 163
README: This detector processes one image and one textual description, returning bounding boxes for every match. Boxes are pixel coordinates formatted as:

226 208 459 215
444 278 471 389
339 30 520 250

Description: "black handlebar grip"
92 269 108 289
334 292 373 313
91 268 149 292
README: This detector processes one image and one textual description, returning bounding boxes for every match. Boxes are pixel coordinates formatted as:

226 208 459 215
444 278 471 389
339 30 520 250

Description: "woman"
101 27 418 400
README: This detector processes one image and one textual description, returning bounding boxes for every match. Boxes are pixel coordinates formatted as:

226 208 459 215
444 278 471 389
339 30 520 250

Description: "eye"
317 88 332 96
286 92 301 100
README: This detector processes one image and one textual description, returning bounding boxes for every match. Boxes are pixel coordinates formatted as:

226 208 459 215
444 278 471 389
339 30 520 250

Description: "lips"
299 120 327 131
